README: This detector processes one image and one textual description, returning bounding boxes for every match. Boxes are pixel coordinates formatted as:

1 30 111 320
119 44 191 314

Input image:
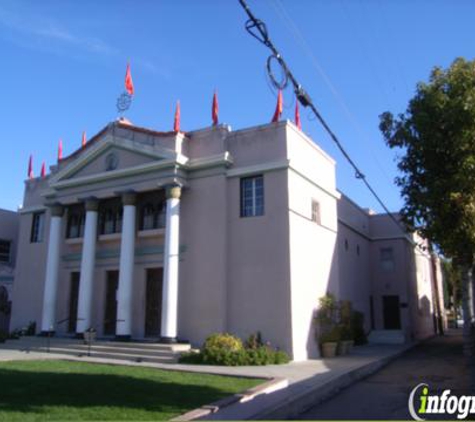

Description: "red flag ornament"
271 90 283 123
41 161 46 178
212 91 219 126
174 100 181 132
82 131 87 148
295 97 302 130
28 154 33 179
58 139 63 162
125 63 134 96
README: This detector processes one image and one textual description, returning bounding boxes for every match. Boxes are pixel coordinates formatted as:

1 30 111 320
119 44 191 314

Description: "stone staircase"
368 329 406 344
3 336 191 364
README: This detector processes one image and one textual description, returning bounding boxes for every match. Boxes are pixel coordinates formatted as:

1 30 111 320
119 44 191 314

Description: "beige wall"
9 119 443 360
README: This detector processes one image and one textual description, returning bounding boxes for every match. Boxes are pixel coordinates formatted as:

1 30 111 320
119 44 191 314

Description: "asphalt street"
299 330 469 420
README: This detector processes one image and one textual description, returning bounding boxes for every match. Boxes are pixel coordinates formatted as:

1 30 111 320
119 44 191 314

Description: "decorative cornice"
226 159 289 178
49 135 182 186
186 152 233 171
51 158 184 190
18 205 47 215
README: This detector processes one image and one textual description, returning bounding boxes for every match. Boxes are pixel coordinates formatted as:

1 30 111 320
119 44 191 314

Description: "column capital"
121 192 137 206
84 198 99 212
166 185 182 200
48 203 64 217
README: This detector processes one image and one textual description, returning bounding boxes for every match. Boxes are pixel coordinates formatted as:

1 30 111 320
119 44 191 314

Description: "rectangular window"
311 200 321 224
66 207 85 239
380 247 394 271
31 212 45 243
240 175 264 217
0 240 11 263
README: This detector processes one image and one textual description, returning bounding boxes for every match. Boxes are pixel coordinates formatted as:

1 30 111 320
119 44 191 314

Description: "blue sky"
1 0 474 212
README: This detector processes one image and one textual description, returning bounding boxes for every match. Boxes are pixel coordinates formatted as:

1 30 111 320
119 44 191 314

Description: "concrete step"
33 346 179 364
4 336 190 364
368 330 405 344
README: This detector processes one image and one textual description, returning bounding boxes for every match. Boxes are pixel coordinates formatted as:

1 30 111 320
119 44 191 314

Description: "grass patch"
0 360 263 420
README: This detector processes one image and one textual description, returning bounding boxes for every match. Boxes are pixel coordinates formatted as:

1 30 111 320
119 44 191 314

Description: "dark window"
0 240 11 263
31 212 45 243
99 200 123 235
66 207 85 239
356 244 360 256
380 247 394 271
240 175 264 217
139 201 166 231
344 239 349 251
311 200 321 224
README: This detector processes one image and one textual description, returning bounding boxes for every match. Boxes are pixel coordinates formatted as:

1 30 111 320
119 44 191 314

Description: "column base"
115 335 132 342
38 330 55 337
159 336 177 344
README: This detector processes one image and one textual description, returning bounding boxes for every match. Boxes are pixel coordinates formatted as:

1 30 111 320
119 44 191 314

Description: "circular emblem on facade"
105 153 119 171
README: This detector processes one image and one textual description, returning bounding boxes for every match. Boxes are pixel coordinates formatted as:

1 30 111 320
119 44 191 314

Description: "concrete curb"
256 344 415 420
171 377 289 421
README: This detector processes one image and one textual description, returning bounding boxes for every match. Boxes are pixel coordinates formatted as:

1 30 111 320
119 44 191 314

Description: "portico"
37 122 188 341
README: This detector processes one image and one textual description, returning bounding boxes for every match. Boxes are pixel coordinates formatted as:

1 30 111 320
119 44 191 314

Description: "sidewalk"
0 337 415 420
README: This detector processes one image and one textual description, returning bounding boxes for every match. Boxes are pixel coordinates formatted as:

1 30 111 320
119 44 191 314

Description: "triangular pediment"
49 128 187 189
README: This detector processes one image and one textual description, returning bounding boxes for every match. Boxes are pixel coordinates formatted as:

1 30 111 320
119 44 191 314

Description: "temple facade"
9 119 445 360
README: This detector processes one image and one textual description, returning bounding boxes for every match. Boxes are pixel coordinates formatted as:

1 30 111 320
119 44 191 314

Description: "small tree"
380 57 475 384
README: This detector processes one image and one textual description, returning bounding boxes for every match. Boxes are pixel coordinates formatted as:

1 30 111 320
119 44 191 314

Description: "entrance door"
145 268 163 337
382 295 401 329
104 270 119 335
68 272 80 333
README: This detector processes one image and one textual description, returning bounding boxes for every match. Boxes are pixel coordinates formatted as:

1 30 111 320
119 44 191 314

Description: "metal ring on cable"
266 55 289 90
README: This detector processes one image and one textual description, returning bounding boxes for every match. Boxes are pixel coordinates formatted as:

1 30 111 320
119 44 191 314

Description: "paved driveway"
299 330 469 420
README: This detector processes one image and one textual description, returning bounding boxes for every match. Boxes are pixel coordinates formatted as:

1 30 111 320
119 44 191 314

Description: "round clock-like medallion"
105 152 119 171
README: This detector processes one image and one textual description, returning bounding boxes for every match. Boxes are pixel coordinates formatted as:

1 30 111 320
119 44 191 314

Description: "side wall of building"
287 125 340 360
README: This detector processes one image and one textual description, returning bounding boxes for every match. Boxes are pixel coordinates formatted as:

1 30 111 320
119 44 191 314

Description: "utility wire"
238 0 417 248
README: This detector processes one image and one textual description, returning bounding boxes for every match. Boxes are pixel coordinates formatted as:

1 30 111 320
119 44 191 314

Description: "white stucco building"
9 118 444 360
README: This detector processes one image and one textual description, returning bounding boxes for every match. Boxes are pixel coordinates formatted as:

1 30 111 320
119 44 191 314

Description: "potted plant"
337 325 353 355
83 327 96 344
319 326 340 358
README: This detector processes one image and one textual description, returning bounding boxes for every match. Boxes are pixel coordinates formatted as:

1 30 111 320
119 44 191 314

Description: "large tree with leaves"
380 58 475 370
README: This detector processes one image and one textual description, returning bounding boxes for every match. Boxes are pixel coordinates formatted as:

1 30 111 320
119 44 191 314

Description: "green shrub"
203 333 243 353
245 332 263 350
179 332 291 366
319 326 340 344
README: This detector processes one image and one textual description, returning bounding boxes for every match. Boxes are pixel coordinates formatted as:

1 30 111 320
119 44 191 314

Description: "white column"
116 192 137 339
76 199 99 334
161 185 181 342
40 204 64 334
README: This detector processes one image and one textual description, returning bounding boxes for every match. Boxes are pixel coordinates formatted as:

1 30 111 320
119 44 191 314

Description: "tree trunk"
429 250 444 335
460 263 475 389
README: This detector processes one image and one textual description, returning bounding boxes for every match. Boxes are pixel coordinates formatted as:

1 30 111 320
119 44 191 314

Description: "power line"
238 0 416 247
269 0 394 187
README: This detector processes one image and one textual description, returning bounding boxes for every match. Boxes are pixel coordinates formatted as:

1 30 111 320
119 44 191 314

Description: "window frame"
30 212 45 243
240 175 264 218
380 247 395 271
311 199 321 224
0 239 11 263
66 208 85 239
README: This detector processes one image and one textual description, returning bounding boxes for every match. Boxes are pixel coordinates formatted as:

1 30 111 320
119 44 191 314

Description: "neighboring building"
9 118 444 360
0 208 19 333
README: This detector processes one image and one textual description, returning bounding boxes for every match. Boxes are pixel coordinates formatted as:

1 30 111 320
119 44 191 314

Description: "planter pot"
321 342 338 358
83 332 96 344
337 341 347 355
